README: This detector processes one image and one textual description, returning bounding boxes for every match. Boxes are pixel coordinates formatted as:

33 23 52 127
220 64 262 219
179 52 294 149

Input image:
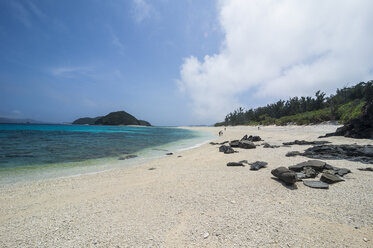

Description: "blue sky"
1 0 373 125
0 0 222 125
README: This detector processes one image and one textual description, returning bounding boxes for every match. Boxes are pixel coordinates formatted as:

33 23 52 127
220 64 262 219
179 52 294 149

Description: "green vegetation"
95 111 139 125
216 81 373 126
335 100 366 124
72 111 151 126
72 116 103 125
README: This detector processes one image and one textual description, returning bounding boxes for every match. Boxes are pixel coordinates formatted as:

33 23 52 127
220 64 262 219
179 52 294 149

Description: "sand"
0 125 372 247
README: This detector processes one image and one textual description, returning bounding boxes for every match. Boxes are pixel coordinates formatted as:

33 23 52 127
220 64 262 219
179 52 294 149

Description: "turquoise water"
0 124 214 185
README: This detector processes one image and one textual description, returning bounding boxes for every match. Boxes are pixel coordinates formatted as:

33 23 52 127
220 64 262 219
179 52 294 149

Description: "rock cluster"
282 140 330 146
286 144 373 164
217 135 261 154
241 135 262 142
226 160 267 171
272 160 350 188
229 140 256 149
322 101 373 139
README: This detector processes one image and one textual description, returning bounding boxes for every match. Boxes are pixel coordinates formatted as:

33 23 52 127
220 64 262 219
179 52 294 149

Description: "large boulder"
323 101 373 139
271 167 297 184
238 140 256 149
219 145 235 154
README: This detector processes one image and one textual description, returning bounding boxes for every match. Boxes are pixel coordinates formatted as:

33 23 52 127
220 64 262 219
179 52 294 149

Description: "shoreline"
0 125 372 247
0 126 215 187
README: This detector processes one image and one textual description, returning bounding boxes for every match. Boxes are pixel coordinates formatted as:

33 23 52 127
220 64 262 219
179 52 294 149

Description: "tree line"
217 81 373 126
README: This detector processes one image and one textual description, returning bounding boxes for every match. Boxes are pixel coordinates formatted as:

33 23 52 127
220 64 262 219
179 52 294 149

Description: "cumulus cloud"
178 0 373 123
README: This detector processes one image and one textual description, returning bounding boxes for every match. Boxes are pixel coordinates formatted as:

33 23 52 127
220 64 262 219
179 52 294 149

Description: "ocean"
0 124 214 185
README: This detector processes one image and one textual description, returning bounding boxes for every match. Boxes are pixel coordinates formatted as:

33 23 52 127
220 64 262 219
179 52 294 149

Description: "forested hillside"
216 81 373 126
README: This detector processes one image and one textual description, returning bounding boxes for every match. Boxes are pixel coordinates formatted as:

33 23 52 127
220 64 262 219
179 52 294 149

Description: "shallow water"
0 124 214 184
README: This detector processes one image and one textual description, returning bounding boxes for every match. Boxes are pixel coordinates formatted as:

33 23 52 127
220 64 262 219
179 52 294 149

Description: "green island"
72 111 151 126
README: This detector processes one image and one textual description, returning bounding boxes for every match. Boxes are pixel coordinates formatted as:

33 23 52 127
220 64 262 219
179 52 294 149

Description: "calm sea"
0 124 214 185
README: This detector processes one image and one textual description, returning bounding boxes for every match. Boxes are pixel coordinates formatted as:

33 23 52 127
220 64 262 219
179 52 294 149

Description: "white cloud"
131 0 154 23
10 1 46 27
50 66 93 77
178 0 373 123
111 33 125 55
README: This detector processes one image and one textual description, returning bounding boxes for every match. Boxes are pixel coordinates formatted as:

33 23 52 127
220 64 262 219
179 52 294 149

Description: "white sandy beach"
0 125 372 248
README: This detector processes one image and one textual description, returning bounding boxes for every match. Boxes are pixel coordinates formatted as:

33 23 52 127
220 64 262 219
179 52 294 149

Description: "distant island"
72 111 151 126
0 117 45 124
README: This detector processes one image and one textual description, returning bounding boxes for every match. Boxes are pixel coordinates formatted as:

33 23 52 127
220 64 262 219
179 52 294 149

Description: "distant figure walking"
258 126 261 130
224 127 226 131
219 131 223 136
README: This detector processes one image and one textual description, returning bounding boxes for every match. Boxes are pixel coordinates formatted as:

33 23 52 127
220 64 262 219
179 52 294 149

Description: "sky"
1 0 373 126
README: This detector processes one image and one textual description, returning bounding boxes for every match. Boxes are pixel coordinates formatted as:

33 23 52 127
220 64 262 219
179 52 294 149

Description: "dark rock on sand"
238 140 256 149
335 168 351 176
271 167 297 184
283 140 330 146
296 173 307 180
288 160 326 172
321 101 373 139
166 152 173 155
286 151 301 157
219 145 235 154
262 143 280 148
302 167 318 178
358 167 373 171
210 141 229 145
229 140 256 149
300 144 373 164
241 135 262 142
289 160 351 178
227 162 245 167
118 155 138 160
320 173 344 184
229 140 240 147
303 180 329 189
249 161 268 170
